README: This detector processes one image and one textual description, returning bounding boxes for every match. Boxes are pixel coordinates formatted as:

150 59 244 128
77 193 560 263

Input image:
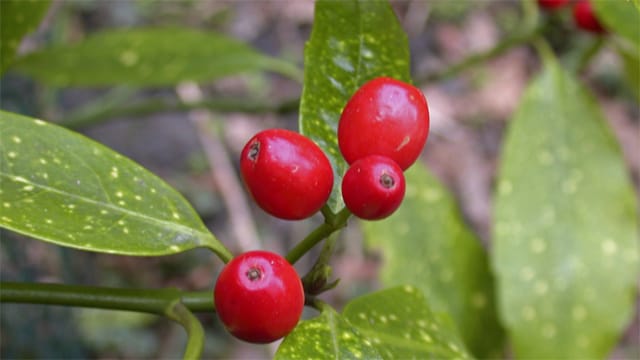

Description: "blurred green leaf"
0 0 50 74
10 28 302 86
300 0 411 212
0 111 231 259
343 286 472 359
362 163 504 357
493 58 639 358
592 0 640 49
276 286 471 359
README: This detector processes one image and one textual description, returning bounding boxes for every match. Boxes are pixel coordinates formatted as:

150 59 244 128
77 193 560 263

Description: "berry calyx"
538 0 569 10
240 129 334 220
341 155 406 220
214 250 304 343
573 0 606 34
338 77 430 171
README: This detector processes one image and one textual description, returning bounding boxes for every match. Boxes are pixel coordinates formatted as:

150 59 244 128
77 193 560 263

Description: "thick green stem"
165 301 205 360
285 207 351 264
0 282 213 314
418 24 543 84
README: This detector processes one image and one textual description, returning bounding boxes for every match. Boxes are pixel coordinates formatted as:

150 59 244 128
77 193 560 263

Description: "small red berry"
538 0 569 10
214 250 304 343
240 129 333 220
341 155 406 220
338 77 430 171
573 0 606 34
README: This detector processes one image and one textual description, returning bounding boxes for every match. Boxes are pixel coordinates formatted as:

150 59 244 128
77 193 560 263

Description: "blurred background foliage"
1 0 638 358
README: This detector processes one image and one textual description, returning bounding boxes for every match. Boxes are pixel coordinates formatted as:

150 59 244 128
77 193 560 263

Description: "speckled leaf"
0 0 51 74
0 111 230 258
300 0 410 212
362 163 503 357
343 286 472 359
592 0 640 49
493 58 639 358
275 304 382 360
9 28 301 86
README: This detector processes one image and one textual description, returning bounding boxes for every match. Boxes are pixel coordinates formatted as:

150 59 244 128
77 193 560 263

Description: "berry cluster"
538 0 606 34
338 77 429 220
214 77 429 344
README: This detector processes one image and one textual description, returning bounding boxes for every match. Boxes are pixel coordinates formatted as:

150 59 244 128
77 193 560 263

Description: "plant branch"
165 300 205 360
417 24 543 84
285 207 351 264
60 96 300 129
0 282 214 314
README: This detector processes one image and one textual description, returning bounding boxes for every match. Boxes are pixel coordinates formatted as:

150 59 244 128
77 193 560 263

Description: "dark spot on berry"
246 267 262 281
380 172 395 189
248 141 260 161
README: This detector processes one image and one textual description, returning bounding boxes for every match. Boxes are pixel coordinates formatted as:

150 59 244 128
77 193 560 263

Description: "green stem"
285 207 351 264
0 282 213 314
60 96 300 129
417 24 543 84
165 301 205 360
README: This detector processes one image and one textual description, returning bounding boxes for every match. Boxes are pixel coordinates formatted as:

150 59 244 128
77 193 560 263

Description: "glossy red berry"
538 0 569 10
573 0 606 34
214 251 304 343
338 77 429 170
240 129 333 220
341 155 406 220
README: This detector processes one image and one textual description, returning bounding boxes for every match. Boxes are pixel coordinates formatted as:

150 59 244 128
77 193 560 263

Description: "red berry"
538 0 569 10
214 250 304 343
573 0 606 34
341 155 406 220
338 77 430 171
240 129 333 220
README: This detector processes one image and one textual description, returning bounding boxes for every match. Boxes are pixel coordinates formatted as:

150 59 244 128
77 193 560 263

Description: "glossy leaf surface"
362 163 503 357
10 28 301 86
276 286 471 359
592 0 640 48
0 111 230 259
0 0 51 74
299 0 410 211
493 58 639 358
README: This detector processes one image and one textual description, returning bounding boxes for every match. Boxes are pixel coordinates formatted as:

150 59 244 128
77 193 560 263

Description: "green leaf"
276 304 382 360
0 111 231 260
0 0 51 74
10 28 302 86
362 163 503 357
592 0 640 49
493 58 639 358
277 287 472 359
343 286 473 359
300 0 411 212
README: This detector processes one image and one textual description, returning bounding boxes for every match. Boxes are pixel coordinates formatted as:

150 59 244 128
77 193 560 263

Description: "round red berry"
214 250 304 343
338 77 429 171
341 155 406 220
538 0 569 10
240 129 333 220
573 0 606 34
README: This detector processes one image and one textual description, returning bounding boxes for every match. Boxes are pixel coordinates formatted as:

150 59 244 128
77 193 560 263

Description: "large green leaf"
0 111 231 259
493 58 639 358
9 28 302 86
362 163 503 357
300 0 411 212
276 286 471 359
0 0 50 74
592 0 640 49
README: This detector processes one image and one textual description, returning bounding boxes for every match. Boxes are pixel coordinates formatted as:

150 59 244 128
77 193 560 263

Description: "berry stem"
285 207 351 264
